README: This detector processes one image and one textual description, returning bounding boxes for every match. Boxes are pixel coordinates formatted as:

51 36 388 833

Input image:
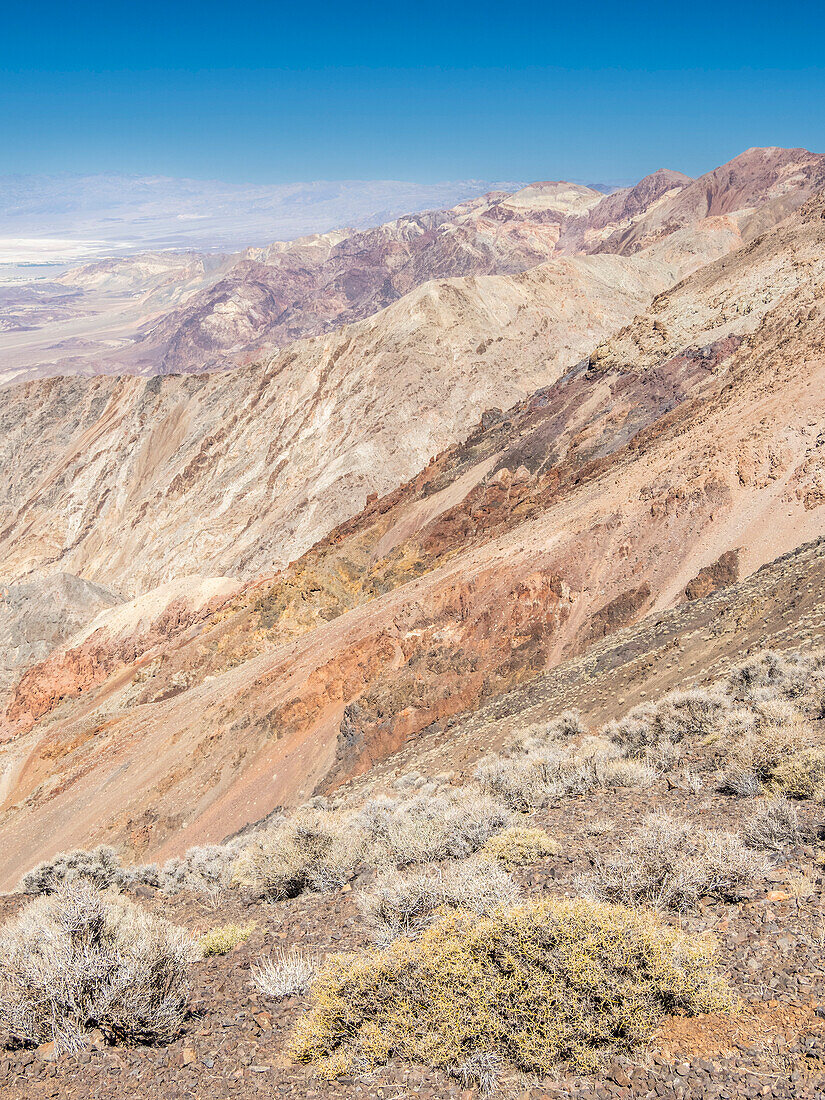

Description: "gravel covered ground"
3 770 825 1100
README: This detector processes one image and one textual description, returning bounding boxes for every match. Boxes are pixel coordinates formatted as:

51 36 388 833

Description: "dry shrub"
725 650 824 703
547 710 588 739
771 748 825 800
236 788 512 900
234 806 361 899
448 1050 503 1095
358 857 518 942
474 750 567 810
605 688 731 758
18 846 127 895
719 716 821 798
134 842 243 895
475 738 651 812
505 711 586 756
198 923 253 957
583 813 767 910
594 756 656 788
478 825 557 867
254 948 319 999
352 787 512 865
0 881 194 1054
18 840 243 899
744 798 806 852
289 898 732 1078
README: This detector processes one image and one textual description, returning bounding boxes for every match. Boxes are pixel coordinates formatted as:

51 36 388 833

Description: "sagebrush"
358 857 518 942
0 882 194 1054
584 813 767 910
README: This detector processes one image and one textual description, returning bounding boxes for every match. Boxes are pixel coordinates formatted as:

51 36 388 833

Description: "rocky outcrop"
4 577 238 735
0 574 121 694
684 550 740 601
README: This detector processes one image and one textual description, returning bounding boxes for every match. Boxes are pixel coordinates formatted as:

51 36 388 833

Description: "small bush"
720 766 764 798
18 846 127 895
724 650 821 702
254 948 319 999
0 881 194 1054
353 788 513 865
594 756 656 788
358 857 518 942
476 738 651 811
583 813 767 910
720 720 821 798
772 748 825 800
448 1050 503 1095
475 750 568 810
289 898 732 1077
129 840 244 895
548 710 588 738
198 923 253 957
235 806 361 899
605 689 731 757
478 825 557 867
744 799 806 852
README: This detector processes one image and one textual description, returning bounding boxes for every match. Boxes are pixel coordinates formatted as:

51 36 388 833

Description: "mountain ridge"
0 173 823 884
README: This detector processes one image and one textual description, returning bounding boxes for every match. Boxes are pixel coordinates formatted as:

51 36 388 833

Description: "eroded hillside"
1 185 824 886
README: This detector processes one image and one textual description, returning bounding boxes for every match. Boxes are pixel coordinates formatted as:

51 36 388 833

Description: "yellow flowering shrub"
289 897 732 1078
477 825 557 867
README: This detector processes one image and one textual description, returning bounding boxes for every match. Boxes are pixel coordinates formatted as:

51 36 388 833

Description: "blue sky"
2 0 824 184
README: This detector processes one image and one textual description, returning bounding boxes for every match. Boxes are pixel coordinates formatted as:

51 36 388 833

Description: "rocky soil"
3 747 825 1099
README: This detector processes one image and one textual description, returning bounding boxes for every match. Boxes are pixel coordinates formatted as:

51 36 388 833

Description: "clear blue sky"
2 0 824 184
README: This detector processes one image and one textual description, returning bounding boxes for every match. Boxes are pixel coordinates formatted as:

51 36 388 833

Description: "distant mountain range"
0 173 527 269
2 146 825 888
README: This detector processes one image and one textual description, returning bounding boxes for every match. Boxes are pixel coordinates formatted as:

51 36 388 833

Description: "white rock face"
0 574 121 692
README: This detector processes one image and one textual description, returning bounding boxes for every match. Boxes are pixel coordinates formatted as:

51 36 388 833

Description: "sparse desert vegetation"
0 882 194 1054
477 823 557 866
253 948 320 1000
198 923 253 957
583 812 769 910
289 898 732 1078
357 855 519 941
3 646 825 1097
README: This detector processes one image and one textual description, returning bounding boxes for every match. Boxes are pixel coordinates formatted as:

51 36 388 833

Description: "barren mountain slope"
556 168 692 252
0 185 592 384
0 251 237 388
132 184 606 374
4 149 807 597
0 574 121 695
590 146 825 255
0 251 681 597
1 191 823 883
59 147 817 378
2 148 816 389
